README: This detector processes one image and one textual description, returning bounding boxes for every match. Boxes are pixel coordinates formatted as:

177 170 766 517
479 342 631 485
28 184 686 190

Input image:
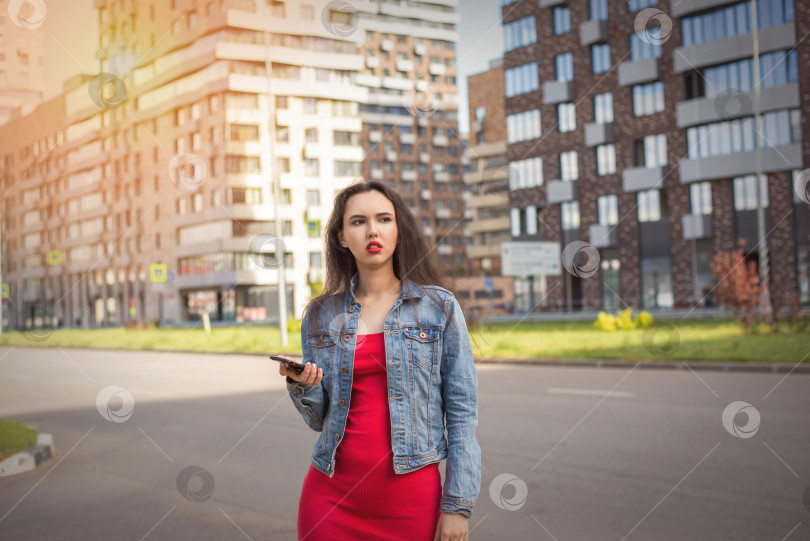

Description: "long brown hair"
304 180 450 326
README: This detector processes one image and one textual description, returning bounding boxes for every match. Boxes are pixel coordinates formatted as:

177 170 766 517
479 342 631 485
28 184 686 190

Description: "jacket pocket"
306 334 337 375
403 326 440 368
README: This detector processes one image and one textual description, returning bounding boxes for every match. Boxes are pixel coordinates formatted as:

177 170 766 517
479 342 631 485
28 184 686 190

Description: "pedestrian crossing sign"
149 263 168 283
1 283 8 299
47 250 63 266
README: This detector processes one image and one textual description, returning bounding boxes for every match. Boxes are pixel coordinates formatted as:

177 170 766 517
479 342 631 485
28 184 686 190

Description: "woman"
278 180 481 541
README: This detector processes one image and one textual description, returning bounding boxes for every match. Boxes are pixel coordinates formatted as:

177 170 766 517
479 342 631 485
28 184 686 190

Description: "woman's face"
338 190 399 270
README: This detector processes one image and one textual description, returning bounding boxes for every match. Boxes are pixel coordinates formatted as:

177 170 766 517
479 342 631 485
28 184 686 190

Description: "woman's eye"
381 217 391 223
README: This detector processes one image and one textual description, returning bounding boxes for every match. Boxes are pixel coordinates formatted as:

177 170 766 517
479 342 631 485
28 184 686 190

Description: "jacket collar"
345 273 424 305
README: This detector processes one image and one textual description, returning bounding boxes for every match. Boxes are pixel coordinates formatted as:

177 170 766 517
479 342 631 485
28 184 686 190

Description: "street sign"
501 241 561 276
1 283 8 299
484 277 493 292
46 250 63 265
150 263 168 283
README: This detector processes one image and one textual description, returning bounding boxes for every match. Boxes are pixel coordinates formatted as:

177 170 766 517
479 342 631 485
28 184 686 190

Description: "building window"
632 81 665 116
561 201 580 230
637 189 665 222
627 0 658 11
510 207 523 237
681 0 794 47
601 258 621 311
304 158 319 176
555 52 574 82
504 62 539 97
641 257 674 308
506 109 541 143
630 32 661 61
589 0 608 21
597 195 618 225
303 97 317 114
557 103 576 133
510 157 543 190
503 16 537 51
733 174 768 210
689 50 799 100
305 127 318 143
594 92 614 124
306 189 320 206
553 6 571 35
686 110 800 159
596 144 616 175
690 182 712 215
592 44 611 74
633 134 668 167
559 150 578 181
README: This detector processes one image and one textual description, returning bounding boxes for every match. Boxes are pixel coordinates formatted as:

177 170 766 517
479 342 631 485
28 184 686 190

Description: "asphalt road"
0 346 808 541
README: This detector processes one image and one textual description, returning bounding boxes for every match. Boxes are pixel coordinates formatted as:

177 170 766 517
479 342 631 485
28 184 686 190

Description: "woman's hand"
278 356 323 385
433 512 469 541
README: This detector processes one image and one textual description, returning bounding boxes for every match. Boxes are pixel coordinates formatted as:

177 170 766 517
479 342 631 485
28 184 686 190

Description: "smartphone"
270 354 307 373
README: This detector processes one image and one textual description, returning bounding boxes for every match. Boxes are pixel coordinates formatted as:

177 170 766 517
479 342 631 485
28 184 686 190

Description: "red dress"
297 332 442 541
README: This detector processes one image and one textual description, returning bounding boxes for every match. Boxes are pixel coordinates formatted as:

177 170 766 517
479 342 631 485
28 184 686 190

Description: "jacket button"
316 336 323 344
340 366 347 373
348 306 355 313
339 399 345 406
343 334 350 341
419 331 426 339
335 434 340 441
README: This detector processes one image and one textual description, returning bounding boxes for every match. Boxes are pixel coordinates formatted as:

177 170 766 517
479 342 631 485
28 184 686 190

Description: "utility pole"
751 0 773 323
263 26 288 346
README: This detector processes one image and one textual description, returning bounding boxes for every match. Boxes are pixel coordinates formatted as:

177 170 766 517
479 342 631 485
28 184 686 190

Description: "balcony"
676 83 800 128
396 59 414 72
682 213 712 240
617 57 660 87
543 80 572 105
434 171 450 182
546 180 576 203
419 152 430 163
673 23 795 73
437 245 453 255
539 0 566 6
678 144 803 183
401 170 417 181
672 0 762 19
400 132 416 144
381 39 394 51
369 130 382 142
365 56 379 69
584 122 613 147
421 189 431 200
414 43 427 56
622 165 666 192
386 151 397 162
429 63 446 75
579 20 608 47
433 135 449 146
436 208 451 219
589 224 618 248
370 169 383 180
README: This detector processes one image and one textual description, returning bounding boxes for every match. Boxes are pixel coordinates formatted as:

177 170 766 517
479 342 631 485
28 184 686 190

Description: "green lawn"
0 419 38 462
0 318 808 363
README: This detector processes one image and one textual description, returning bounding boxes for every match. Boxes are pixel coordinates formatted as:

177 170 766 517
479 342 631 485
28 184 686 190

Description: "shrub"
594 312 617 331
616 308 636 330
287 318 302 334
636 311 654 329
593 309 654 331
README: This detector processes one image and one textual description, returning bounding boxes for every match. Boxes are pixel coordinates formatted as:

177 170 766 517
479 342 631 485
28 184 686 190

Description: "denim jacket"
286 274 481 517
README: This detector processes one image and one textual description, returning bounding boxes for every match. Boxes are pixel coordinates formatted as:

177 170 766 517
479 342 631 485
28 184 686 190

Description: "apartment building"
0 0 381 329
0 0 46 124
355 1 466 273
500 0 808 312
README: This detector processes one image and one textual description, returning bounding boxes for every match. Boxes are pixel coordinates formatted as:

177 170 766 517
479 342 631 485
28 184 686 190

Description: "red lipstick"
366 241 382 253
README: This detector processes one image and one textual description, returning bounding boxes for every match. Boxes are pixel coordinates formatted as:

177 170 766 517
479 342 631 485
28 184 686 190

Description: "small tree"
709 241 761 330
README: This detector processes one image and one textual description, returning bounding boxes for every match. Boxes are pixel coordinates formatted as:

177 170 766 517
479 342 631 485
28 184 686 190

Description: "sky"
40 1 503 133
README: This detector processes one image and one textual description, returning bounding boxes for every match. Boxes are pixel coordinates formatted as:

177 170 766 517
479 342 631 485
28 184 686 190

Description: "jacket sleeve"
286 310 328 432
439 294 482 518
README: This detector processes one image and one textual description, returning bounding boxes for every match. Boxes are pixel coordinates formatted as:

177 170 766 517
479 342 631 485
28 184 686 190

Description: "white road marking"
547 387 636 398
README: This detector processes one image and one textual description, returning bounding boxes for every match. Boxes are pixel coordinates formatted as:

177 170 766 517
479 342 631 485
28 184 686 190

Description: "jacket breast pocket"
306 334 337 374
403 326 440 368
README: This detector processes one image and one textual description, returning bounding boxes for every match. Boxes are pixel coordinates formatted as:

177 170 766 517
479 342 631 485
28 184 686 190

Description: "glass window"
505 62 539 97
634 134 667 167
627 0 658 11
641 257 674 308
630 32 661 61
558 103 576 133
632 81 665 116
555 52 574 82
592 44 611 74
597 194 618 225
594 92 613 124
589 0 608 21
553 6 571 35
510 157 543 190
561 201 580 230
503 16 537 52
680 0 793 47
506 109 542 143
559 150 578 181
596 144 616 175
733 174 768 210
690 182 712 215
637 189 664 222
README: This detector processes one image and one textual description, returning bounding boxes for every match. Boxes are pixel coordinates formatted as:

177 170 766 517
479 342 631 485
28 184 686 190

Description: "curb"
0 433 54 477
475 358 810 374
